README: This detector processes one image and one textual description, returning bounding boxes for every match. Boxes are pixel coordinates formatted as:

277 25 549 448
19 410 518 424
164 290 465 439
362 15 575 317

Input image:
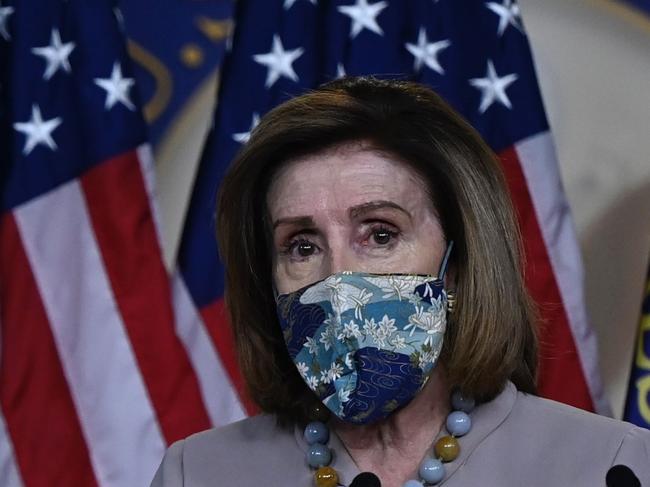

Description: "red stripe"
80 151 211 443
499 147 595 411
0 213 99 487
200 299 259 415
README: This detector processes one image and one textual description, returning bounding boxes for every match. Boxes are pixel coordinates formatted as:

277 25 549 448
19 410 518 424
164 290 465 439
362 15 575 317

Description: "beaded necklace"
303 390 475 487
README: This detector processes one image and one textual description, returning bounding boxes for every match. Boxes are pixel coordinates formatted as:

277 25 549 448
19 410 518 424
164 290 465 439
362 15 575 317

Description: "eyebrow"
272 200 411 231
272 215 315 230
348 200 412 221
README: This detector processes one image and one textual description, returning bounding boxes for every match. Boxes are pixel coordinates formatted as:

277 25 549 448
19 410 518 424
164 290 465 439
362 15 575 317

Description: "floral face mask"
275 245 452 424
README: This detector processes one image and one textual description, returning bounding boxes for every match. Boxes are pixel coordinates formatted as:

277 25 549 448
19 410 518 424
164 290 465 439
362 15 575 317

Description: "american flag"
0 1 235 486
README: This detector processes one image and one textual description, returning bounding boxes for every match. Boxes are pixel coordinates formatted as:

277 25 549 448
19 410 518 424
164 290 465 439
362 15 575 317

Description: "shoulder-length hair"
216 77 538 424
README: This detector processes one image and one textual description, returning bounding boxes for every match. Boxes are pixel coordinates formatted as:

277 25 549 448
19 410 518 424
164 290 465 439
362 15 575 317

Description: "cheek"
395 242 439 275
272 264 298 296
273 262 299 295
273 258 326 295
272 269 288 295
406 216 446 275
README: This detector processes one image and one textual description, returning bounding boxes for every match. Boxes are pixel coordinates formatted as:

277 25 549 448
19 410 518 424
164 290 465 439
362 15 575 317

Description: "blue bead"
403 480 425 487
304 421 329 445
307 443 331 468
418 458 445 484
451 390 475 413
446 411 472 437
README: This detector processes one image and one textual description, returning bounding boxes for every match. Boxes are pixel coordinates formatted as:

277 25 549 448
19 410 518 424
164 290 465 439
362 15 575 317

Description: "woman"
152 77 650 487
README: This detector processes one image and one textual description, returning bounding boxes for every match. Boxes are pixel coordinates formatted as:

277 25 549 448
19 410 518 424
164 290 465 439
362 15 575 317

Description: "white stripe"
172 273 247 425
515 132 611 415
14 181 167 487
0 408 24 487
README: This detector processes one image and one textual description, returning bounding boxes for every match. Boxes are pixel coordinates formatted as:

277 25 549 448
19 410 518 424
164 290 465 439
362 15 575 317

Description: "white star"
405 28 451 74
13 105 63 155
284 0 316 10
469 60 518 113
94 62 135 110
253 35 304 88
486 0 522 37
336 62 346 78
232 113 260 144
31 29 76 80
337 0 388 39
0 6 14 41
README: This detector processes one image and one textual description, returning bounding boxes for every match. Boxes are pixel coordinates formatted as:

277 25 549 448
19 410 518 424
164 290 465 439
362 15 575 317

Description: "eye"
294 239 316 257
372 228 393 245
365 224 399 247
284 237 318 258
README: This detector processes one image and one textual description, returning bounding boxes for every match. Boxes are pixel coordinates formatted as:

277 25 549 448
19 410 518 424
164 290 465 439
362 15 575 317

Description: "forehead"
267 142 432 218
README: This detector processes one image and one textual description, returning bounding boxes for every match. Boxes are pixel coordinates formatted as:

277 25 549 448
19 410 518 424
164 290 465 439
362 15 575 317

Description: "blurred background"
518 0 650 419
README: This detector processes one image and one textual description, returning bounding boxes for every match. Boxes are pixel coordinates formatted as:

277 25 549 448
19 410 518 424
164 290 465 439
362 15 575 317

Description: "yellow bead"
434 435 460 462
314 466 339 487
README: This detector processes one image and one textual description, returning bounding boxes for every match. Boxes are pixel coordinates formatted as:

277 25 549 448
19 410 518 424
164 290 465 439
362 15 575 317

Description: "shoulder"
183 413 292 452
150 415 311 487
507 391 650 478
458 384 650 486
511 391 644 440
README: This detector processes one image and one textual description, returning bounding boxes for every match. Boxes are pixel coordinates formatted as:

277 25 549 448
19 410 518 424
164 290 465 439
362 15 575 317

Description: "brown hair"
216 77 538 424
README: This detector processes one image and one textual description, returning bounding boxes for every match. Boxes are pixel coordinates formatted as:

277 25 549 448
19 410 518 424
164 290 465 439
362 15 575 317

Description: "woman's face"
267 142 447 295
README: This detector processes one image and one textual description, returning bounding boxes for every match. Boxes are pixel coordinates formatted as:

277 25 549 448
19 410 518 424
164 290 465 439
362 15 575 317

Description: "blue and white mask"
275 246 452 424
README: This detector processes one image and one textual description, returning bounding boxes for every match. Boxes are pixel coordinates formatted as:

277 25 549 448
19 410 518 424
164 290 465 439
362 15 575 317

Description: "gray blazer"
151 382 650 486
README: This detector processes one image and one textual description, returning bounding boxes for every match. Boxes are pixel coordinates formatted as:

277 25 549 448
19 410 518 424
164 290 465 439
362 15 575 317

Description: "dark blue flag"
620 0 650 17
118 0 234 146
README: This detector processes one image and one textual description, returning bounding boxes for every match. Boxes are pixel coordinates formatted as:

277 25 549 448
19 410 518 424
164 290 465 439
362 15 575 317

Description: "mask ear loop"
437 240 454 280
438 241 457 314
